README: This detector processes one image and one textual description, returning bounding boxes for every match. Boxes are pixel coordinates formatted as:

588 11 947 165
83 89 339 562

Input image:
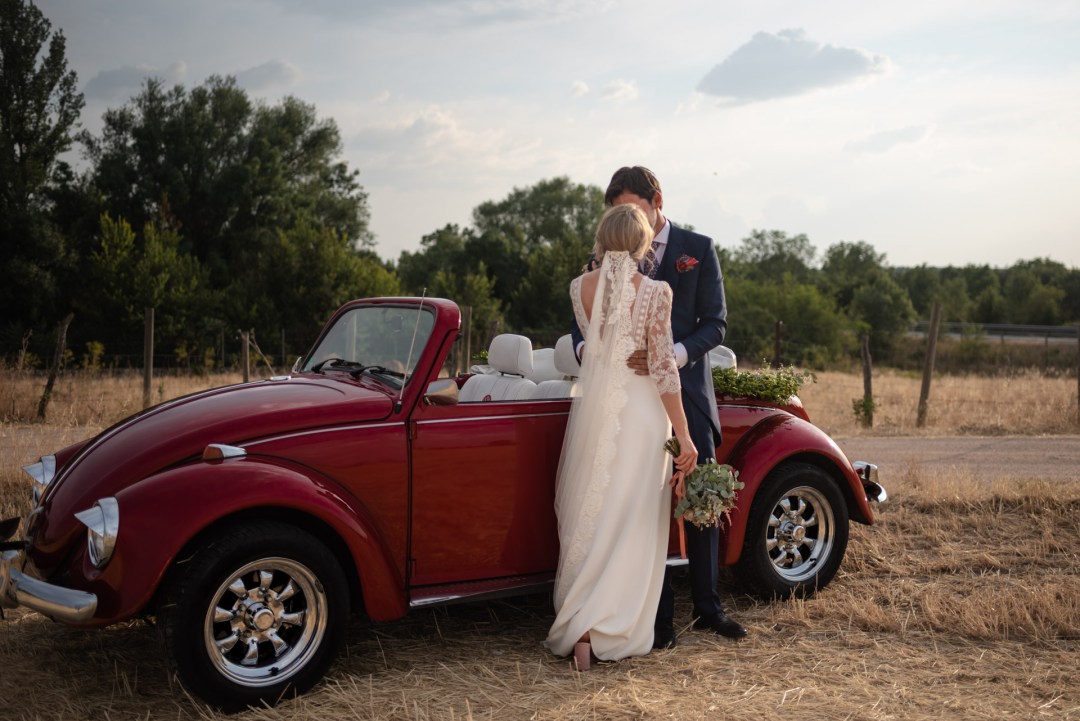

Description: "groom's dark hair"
604 166 662 207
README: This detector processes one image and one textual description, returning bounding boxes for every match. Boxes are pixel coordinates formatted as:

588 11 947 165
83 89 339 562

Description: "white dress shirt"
650 221 689 368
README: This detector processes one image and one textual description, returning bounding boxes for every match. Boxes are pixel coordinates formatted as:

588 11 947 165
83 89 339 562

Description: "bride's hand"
673 433 697 476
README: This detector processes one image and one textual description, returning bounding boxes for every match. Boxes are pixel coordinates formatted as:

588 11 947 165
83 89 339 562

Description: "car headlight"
74 498 119 568
22 455 57 506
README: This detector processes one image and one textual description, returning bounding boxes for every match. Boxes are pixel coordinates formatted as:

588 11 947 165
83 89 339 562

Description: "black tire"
158 520 348 711
735 462 849 600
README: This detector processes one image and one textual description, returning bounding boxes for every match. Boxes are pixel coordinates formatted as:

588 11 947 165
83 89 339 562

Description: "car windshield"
303 304 436 388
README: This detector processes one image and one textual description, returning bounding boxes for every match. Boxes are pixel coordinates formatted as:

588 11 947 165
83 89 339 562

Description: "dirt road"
834 435 1080 483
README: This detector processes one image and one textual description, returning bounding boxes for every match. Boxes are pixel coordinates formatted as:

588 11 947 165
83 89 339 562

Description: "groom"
572 166 746 648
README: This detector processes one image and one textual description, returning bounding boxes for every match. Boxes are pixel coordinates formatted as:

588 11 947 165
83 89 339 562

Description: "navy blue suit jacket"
571 222 728 455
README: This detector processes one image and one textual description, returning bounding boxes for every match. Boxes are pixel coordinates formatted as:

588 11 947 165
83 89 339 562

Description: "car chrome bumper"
852 461 888 509
1 547 98 623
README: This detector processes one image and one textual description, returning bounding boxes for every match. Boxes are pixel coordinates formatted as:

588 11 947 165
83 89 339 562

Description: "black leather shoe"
652 621 677 649
693 612 748 639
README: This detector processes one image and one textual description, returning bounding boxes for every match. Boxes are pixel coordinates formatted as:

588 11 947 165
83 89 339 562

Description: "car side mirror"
424 379 459 406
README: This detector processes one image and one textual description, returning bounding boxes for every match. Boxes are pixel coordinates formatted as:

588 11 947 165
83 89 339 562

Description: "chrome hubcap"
764 486 835 583
204 558 327 687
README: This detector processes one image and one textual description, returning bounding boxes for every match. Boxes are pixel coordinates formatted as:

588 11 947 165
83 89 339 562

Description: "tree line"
3 0 1078 373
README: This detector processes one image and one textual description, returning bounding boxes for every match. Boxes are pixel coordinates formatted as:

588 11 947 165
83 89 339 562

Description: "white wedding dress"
544 251 681 661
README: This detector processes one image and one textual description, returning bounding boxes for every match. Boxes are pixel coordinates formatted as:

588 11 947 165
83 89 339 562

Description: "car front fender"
719 413 874 566
67 455 405 626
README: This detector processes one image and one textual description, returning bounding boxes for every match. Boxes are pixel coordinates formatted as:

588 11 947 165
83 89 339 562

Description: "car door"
408 398 569 588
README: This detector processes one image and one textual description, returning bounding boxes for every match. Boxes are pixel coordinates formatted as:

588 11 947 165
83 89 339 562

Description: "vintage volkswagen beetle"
2 297 885 709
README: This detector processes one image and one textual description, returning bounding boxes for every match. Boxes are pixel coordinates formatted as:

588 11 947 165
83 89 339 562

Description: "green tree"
0 0 84 342
730 230 818 284
83 213 216 359
897 264 941 319
1002 268 1038 323
850 271 915 353
236 221 399 349
956 264 1001 300
820 240 886 310
397 224 472 296
1021 284 1065 326
1061 269 1080 323
939 276 972 321
397 224 507 348
73 76 378 357
972 286 1007 324
80 76 371 282
472 176 602 258
428 261 503 351
472 176 603 323
401 178 603 338
512 232 591 338
724 275 849 367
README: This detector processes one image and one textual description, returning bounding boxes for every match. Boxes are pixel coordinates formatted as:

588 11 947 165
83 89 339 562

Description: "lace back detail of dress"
556 252 639 602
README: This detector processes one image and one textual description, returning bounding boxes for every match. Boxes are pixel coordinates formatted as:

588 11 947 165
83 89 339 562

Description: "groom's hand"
626 349 650 375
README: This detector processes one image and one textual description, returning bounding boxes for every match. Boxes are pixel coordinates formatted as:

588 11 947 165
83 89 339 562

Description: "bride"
544 203 697 670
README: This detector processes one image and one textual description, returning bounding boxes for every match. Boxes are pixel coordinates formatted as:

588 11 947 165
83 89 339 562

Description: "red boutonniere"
675 254 700 273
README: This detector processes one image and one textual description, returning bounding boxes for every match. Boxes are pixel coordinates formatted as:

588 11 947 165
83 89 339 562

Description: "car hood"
32 375 393 562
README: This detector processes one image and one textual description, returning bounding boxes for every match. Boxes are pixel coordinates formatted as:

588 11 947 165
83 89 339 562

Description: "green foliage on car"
712 365 816 404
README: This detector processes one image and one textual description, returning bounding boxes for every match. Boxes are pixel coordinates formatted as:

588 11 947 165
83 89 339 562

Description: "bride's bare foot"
573 641 591 671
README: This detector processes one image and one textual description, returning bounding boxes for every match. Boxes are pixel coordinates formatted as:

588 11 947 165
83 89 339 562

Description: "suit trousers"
655 394 723 624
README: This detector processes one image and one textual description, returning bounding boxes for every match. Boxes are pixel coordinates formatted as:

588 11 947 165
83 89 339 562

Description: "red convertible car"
2 297 885 710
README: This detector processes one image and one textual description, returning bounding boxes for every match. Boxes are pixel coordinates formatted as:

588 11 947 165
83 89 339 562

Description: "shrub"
712 365 816 404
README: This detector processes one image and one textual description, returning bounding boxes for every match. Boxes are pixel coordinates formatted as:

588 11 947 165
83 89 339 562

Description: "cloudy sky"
38 0 1080 269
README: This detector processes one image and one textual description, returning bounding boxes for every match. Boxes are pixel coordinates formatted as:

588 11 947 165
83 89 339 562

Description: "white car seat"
708 346 737 370
459 334 537 402
526 347 565 384
532 335 582 399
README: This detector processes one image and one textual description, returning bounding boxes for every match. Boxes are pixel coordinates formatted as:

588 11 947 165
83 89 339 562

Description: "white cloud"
599 79 638 103
845 125 930 154
571 81 589 97
350 105 539 183
234 59 302 93
697 29 889 105
83 62 187 100
258 0 614 28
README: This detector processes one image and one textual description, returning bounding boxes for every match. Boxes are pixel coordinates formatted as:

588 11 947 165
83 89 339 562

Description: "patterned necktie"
640 240 661 279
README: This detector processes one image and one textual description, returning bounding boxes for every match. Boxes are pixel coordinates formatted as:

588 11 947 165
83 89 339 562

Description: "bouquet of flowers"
663 438 743 530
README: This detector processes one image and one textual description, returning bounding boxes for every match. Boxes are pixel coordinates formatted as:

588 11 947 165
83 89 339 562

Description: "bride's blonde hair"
592 203 652 262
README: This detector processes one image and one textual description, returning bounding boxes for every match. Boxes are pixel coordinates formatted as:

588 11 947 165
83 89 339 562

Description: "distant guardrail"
910 321 1079 340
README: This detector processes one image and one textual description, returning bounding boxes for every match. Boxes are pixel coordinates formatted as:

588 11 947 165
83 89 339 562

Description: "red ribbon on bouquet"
671 471 687 559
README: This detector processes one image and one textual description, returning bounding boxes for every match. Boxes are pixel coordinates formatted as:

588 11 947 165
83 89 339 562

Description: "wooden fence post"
462 305 473 375
37 313 74 420
860 334 874 428
917 302 942 428
143 307 154 408
248 331 276 376
17 330 32 372
241 330 250 383
773 320 783 368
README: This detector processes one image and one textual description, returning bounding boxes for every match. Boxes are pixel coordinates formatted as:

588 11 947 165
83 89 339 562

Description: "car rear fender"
80 455 405 625
720 413 874 566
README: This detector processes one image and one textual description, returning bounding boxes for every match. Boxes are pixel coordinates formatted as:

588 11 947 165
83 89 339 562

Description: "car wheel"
735 462 849 600
158 520 348 711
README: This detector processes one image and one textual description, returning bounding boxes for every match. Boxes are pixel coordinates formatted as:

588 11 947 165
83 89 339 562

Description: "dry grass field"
2 369 1079 720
